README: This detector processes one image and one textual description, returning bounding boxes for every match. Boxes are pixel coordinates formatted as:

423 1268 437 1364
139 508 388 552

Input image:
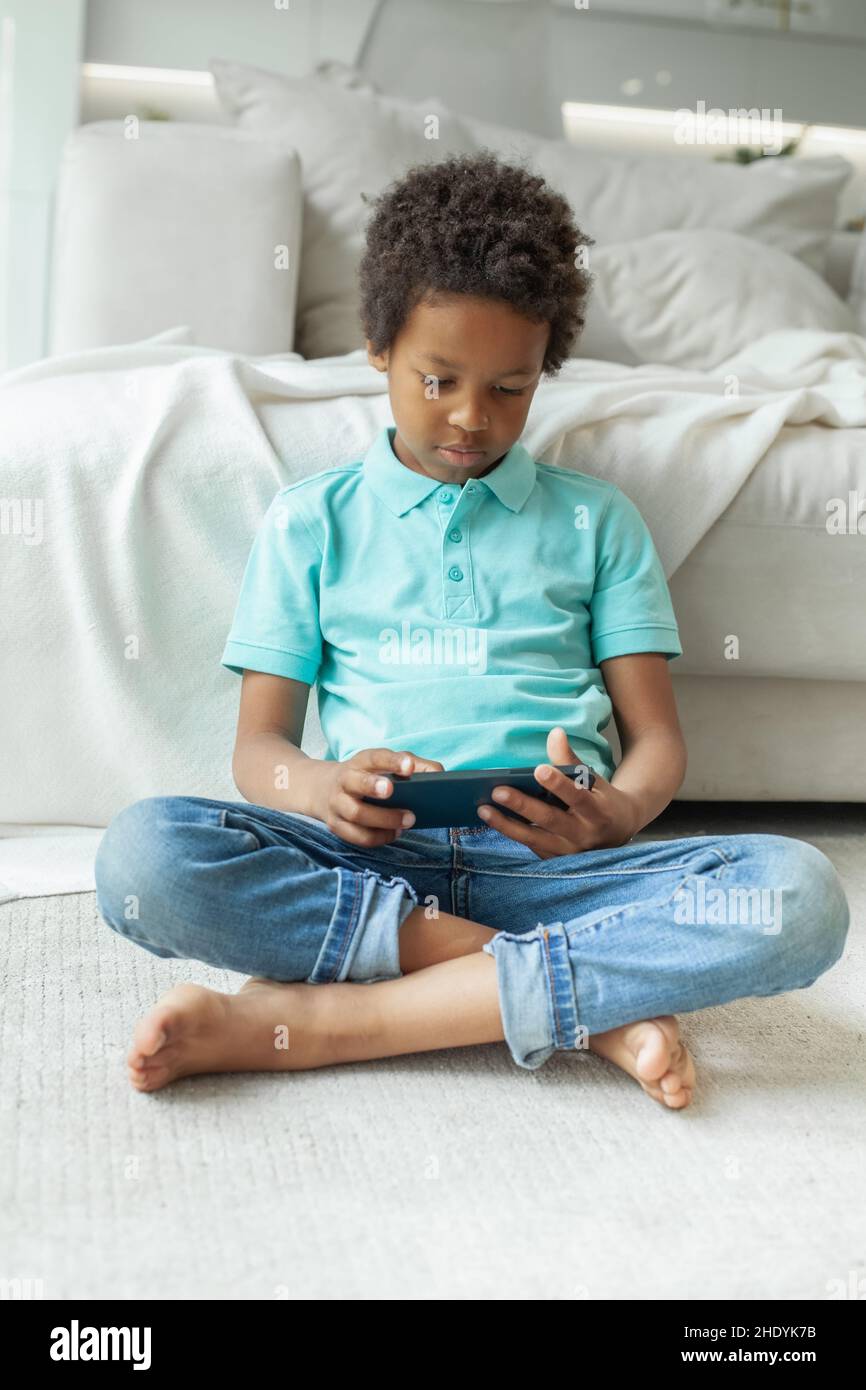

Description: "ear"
366 340 388 373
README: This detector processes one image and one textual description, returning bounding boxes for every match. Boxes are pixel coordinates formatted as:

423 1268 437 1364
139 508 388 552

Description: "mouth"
437 446 487 466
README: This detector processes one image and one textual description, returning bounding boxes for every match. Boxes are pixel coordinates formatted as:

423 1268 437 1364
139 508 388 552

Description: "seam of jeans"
542 928 561 1043
348 852 702 876
347 869 371 975
460 862 695 882
462 843 732 882
541 925 578 1050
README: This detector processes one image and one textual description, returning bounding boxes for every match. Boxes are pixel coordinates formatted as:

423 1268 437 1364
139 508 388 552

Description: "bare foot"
125 977 372 1092
587 1014 695 1109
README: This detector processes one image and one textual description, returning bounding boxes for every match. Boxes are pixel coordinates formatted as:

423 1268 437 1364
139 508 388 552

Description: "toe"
664 1087 692 1110
133 1017 169 1061
631 1028 671 1083
129 1061 167 1092
641 1083 665 1102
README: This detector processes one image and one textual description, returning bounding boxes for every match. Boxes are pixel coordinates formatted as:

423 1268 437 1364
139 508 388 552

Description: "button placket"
439 483 480 620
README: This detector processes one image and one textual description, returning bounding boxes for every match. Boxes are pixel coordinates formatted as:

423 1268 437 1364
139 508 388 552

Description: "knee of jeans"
766 835 850 979
94 796 184 942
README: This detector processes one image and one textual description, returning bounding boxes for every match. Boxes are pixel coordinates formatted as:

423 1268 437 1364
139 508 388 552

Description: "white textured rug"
1 804 863 1301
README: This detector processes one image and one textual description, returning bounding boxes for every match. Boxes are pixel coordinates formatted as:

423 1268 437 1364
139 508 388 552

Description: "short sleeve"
220 490 323 684
590 487 683 665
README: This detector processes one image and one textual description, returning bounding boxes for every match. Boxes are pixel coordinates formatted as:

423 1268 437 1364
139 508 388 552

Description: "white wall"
84 0 380 75
84 0 866 134
0 0 84 372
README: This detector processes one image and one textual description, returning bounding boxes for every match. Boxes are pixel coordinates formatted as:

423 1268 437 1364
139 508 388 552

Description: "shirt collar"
363 426 537 516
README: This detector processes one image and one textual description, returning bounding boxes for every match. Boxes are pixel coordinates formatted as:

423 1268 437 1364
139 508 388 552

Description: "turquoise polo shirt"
221 425 682 779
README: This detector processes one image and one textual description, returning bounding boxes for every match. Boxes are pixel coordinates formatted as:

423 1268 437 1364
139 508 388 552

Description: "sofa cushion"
48 121 303 356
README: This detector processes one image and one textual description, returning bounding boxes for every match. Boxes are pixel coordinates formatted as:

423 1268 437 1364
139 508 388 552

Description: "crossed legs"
125 902 695 1108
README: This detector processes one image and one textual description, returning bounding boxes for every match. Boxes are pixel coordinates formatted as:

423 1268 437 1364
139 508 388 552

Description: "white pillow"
589 229 859 370
462 106 851 279
211 59 852 363
48 121 303 357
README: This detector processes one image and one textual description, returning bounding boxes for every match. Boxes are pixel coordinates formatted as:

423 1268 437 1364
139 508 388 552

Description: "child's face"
366 292 549 486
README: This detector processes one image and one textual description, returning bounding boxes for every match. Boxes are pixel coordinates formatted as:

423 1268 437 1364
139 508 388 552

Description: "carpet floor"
2 802 863 1301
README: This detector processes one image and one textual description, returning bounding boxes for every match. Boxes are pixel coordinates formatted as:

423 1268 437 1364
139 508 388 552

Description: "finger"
356 748 416 777
340 771 425 828
533 764 595 817
342 765 443 810
488 782 571 835
477 802 570 855
547 725 578 762
546 724 571 749
328 815 402 848
342 767 404 802
333 789 414 832
389 749 445 773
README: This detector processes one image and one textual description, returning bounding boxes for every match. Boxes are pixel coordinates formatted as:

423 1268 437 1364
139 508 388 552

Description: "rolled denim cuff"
307 866 419 984
482 920 581 1070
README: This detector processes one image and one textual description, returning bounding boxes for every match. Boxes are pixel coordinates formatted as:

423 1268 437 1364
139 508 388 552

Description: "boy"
94 151 849 1104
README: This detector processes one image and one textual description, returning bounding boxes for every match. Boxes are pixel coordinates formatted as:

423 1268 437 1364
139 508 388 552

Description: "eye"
417 373 525 396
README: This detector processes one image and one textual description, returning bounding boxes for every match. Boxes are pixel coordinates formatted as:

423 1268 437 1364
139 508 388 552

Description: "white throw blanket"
1 326 865 828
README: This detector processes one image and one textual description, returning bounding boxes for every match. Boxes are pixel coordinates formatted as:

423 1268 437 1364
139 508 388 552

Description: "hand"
476 726 641 860
314 746 445 848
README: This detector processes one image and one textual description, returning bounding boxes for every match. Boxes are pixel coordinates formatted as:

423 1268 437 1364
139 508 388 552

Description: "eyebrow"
418 353 536 378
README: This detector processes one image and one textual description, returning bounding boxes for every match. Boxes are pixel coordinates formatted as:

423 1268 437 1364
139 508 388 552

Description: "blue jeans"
93 795 850 1070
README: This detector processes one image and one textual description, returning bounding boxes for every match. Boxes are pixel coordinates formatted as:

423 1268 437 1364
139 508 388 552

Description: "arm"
230 670 326 817
601 652 688 835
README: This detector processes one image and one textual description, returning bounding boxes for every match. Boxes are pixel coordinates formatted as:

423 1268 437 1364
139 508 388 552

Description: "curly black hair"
358 147 595 378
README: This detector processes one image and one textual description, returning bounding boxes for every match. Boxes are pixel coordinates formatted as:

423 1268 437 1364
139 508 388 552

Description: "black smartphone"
361 762 596 830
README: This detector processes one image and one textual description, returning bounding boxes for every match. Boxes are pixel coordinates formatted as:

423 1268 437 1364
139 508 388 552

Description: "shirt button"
466 484 477 493
448 565 463 582
438 491 453 504
448 528 462 543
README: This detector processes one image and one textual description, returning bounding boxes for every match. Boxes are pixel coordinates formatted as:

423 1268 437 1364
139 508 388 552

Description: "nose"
448 389 490 432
